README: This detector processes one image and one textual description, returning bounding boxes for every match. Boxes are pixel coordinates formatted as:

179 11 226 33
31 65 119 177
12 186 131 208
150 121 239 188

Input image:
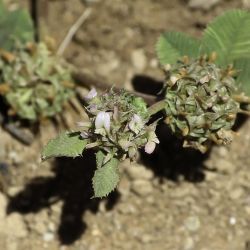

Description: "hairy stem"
238 109 250 116
147 99 166 116
73 71 157 105
233 94 250 104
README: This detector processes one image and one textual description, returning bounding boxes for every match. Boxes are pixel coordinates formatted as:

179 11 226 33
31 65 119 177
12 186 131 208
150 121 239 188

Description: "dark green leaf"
92 158 119 198
0 4 34 50
42 132 87 160
156 31 201 65
96 150 105 169
202 10 250 66
234 58 250 95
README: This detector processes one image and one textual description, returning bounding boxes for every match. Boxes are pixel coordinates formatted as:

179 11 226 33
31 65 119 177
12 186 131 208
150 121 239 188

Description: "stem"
57 8 92 56
73 71 157 105
233 94 250 104
238 109 250 116
147 99 166 116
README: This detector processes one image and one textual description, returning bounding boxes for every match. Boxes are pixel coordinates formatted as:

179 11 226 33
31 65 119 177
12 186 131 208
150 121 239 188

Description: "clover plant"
42 10 250 198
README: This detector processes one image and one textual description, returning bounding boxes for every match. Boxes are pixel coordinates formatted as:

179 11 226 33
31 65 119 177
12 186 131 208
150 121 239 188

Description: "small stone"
140 234 153 243
48 222 56 232
117 176 131 197
34 220 47 234
131 49 147 72
8 151 22 165
126 164 154 181
118 203 137 214
131 180 153 197
243 0 250 9
6 213 28 238
91 228 101 236
0 193 7 219
7 186 23 197
214 159 236 174
150 59 158 68
188 0 221 10
0 146 6 160
183 237 194 250
205 171 217 181
229 216 237 225
230 187 244 200
184 216 201 232
97 59 120 76
43 232 55 242
245 206 250 215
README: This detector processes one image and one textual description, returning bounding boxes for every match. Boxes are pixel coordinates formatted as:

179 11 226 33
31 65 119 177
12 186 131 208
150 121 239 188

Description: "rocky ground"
1 0 250 249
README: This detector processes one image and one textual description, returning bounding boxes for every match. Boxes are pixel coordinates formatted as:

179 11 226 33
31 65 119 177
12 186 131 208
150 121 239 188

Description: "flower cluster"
79 88 159 161
163 56 240 152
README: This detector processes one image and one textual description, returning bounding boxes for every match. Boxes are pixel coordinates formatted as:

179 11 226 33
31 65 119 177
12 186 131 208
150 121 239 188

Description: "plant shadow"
141 123 209 183
6 150 120 245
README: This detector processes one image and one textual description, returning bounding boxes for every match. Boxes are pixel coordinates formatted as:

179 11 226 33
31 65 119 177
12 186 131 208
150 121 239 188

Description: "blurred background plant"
0 0 77 144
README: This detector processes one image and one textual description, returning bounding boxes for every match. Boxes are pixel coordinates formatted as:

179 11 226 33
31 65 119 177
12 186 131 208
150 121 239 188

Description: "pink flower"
84 88 97 101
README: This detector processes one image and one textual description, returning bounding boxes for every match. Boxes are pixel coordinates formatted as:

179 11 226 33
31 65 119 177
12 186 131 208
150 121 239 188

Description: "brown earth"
0 0 250 249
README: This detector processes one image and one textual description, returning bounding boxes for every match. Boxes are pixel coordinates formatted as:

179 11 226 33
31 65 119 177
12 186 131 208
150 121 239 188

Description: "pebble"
183 237 195 250
229 187 244 200
131 180 153 197
117 176 131 197
205 171 218 181
33 220 47 234
188 0 221 10
245 206 250 215
5 213 28 238
0 193 7 219
229 216 237 225
214 159 236 174
7 186 23 197
140 234 153 243
43 232 55 242
126 164 154 181
184 216 201 232
242 0 250 9
8 151 22 165
0 146 6 160
131 49 147 72
118 203 137 214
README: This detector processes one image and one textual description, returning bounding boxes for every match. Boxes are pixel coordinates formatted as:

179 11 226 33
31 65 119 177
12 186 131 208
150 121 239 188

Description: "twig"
0 113 34 145
233 94 250 104
57 8 92 56
72 71 158 105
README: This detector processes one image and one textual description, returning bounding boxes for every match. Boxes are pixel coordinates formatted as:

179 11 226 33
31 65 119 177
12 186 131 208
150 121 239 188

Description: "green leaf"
42 132 87 160
202 10 250 66
92 158 120 198
156 31 201 65
0 4 34 50
96 150 105 169
234 58 250 95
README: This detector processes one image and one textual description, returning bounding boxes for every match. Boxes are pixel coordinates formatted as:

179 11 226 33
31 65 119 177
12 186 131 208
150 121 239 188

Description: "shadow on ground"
7 150 120 245
141 122 209 183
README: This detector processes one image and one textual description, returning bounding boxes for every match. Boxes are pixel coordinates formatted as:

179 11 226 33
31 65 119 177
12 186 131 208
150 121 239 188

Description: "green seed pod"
163 56 240 152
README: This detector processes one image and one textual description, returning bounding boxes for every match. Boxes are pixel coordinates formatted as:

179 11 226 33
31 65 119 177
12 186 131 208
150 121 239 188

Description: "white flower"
145 141 156 154
128 114 143 134
80 131 89 139
95 111 110 132
84 88 97 101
